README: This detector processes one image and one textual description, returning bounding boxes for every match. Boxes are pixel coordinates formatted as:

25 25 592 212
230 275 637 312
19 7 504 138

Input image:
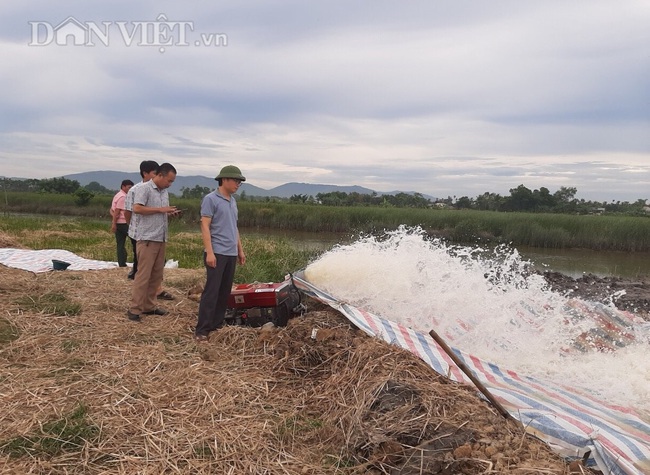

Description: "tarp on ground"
291 273 650 475
0 248 119 273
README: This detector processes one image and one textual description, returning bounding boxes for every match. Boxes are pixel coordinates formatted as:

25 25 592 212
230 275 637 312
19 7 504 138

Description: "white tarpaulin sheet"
0 248 119 273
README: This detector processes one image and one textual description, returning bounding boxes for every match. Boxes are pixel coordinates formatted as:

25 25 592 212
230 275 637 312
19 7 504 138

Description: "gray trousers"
115 223 129 267
196 253 237 336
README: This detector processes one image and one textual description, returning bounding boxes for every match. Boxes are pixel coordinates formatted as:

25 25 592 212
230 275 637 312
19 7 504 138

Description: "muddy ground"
542 271 650 320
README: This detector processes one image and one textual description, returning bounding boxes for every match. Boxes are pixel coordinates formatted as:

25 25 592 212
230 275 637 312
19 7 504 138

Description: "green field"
0 214 317 283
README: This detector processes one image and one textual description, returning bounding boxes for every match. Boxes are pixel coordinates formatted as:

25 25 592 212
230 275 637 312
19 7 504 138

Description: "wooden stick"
428 329 513 420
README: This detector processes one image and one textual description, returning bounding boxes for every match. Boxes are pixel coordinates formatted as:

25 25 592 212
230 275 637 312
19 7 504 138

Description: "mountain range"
62 170 436 200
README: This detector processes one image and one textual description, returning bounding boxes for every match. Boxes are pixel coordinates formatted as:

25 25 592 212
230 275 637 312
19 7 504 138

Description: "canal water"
243 227 650 278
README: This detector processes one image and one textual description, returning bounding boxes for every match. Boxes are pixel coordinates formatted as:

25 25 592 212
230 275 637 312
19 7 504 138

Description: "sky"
1 1 649 202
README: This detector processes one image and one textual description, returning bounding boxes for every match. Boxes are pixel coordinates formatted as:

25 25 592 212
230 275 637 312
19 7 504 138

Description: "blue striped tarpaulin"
291 273 650 475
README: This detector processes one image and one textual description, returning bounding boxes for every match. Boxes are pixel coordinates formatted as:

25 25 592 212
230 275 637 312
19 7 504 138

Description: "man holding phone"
126 163 180 322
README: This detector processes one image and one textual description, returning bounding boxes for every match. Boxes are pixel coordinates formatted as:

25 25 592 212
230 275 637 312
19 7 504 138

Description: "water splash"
305 226 650 412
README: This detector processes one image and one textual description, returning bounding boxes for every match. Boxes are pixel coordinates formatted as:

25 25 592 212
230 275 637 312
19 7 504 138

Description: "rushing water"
304 226 650 415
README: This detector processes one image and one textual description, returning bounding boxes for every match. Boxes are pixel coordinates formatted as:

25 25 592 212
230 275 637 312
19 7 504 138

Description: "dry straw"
0 266 584 474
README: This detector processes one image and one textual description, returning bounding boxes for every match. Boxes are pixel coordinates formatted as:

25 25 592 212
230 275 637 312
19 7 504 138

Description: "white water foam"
304 226 650 414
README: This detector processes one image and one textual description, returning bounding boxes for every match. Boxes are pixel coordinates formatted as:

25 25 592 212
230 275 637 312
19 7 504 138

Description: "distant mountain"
62 171 269 197
264 182 377 197
62 171 435 200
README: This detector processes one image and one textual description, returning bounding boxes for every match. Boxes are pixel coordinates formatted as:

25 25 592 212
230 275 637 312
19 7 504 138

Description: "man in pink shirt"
111 179 134 267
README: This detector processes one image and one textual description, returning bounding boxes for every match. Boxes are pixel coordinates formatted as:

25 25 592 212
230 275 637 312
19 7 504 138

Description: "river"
242 227 650 278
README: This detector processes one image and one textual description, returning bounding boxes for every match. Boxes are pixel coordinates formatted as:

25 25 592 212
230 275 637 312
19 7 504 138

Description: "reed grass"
238 203 650 251
3 194 650 251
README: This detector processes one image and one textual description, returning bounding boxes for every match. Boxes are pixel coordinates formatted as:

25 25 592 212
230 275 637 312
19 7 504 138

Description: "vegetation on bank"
0 215 317 282
239 204 650 251
3 176 649 215
3 192 650 252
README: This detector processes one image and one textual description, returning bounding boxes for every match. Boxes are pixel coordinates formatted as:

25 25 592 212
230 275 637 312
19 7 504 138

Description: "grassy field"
3 192 650 251
0 214 317 283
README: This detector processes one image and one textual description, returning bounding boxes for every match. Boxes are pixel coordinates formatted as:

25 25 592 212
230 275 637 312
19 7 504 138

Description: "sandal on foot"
157 291 175 300
194 334 209 343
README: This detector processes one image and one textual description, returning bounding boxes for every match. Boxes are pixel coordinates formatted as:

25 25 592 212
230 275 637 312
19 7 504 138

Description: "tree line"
2 176 99 205
447 185 648 215
3 177 648 215
278 185 647 216
285 185 649 215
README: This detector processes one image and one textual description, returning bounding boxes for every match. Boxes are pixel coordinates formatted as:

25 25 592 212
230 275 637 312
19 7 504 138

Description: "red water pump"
225 278 305 327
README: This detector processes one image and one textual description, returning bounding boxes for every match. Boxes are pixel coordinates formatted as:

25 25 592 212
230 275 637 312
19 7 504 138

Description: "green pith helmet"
215 165 246 182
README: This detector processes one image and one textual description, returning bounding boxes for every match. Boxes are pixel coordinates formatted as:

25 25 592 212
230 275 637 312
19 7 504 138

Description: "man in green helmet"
195 165 247 342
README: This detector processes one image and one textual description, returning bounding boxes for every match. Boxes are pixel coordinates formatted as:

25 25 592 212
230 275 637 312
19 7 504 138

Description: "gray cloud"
0 0 648 202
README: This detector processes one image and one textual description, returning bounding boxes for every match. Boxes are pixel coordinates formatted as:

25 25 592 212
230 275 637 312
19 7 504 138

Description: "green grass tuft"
192 440 215 458
0 317 20 345
0 404 99 458
62 339 82 352
276 414 325 441
16 292 82 316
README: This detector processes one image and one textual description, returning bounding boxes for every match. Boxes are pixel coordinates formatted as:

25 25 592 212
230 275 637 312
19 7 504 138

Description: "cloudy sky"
1 1 648 201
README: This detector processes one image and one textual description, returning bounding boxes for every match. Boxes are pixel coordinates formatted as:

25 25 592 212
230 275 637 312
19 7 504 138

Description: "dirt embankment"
0 265 606 474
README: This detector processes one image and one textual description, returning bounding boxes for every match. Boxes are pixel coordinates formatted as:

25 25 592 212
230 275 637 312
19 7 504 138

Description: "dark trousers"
129 237 138 275
115 223 129 267
196 253 237 336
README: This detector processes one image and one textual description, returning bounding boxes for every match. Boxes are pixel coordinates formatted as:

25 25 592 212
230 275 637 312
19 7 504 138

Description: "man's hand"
205 253 217 268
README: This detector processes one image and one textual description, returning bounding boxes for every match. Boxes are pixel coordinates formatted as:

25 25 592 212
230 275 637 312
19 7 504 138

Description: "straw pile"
0 266 591 474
